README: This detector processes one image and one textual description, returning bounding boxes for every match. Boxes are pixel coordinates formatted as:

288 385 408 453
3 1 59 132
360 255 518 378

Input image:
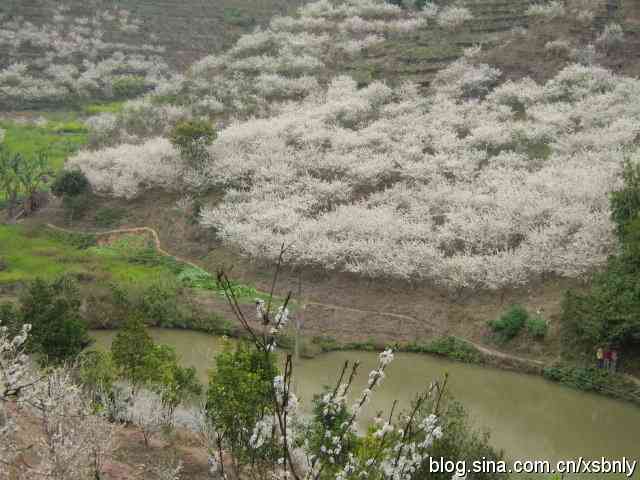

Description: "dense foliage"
562 163 640 358
51 169 90 198
206 341 280 470
15 276 92 364
488 305 547 343
169 119 216 169
0 146 52 217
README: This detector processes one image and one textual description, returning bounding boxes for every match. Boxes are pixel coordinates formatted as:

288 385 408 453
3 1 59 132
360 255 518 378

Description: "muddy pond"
91 328 640 478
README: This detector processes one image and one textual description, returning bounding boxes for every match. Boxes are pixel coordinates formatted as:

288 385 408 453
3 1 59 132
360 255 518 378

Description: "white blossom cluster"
188 63 640 290
526 1 566 19
0 3 171 108
436 6 473 31
88 0 466 146
67 137 182 198
68 0 640 291
1 322 118 479
335 412 443 480
1 322 33 453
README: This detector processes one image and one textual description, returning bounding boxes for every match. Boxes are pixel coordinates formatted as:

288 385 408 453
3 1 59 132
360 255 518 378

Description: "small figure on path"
604 348 612 370
611 349 618 372
596 346 604 369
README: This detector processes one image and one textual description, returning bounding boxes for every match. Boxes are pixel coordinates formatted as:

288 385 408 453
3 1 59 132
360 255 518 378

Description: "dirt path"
45 222 548 370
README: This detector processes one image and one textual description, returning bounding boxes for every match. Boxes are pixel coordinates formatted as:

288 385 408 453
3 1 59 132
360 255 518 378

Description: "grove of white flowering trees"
0 4 171 108
64 0 640 291
81 0 475 148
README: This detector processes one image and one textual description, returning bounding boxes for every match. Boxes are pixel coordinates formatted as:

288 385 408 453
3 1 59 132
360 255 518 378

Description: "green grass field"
0 224 273 307
0 225 174 286
0 118 88 171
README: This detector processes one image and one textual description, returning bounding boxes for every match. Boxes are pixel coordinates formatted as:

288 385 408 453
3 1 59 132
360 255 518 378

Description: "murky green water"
91 329 640 477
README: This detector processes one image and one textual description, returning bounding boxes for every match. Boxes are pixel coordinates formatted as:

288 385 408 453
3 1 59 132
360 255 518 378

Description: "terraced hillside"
0 0 305 68
483 0 640 81
346 0 536 86
4 0 638 86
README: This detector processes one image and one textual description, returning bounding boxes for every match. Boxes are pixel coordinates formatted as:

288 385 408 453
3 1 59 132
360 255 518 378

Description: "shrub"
488 305 528 342
169 119 216 169
51 169 91 198
79 349 118 399
19 276 93 364
610 160 640 241
169 119 216 149
111 75 149 99
425 401 508 480
111 313 155 390
205 341 279 464
526 315 548 339
543 364 640 403
407 337 483 363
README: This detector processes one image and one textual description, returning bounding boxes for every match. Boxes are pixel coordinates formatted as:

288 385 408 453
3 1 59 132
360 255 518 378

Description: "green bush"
610 159 640 240
311 335 341 352
206 341 279 465
169 119 216 168
543 364 640 404
0 302 20 336
111 313 155 389
424 401 508 480
177 266 216 289
79 349 118 398
560 166 640 356
19 276 93 364
488 304 528 342
51 169 90 198
407 336 483 363
526 315 548 339
112 76 149 99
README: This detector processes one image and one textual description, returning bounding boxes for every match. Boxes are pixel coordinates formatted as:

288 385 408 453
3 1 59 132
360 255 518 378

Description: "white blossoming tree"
1 320 119 479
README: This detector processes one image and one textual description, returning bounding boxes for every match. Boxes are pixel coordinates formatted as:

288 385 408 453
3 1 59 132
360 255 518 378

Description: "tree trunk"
5 191 18 224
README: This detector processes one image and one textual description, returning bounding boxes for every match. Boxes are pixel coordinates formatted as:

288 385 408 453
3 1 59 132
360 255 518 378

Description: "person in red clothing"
611 349 619 372
604 348 612 370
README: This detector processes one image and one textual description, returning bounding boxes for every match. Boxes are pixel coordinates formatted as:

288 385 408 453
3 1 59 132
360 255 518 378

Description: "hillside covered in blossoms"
3 1 640 479
66 0 640 290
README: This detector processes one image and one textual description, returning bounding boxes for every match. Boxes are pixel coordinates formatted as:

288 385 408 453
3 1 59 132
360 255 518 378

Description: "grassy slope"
0 117 88 171
0 225 172 285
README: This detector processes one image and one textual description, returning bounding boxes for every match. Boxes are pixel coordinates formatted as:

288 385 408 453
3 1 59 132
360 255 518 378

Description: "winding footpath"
45 223 554 370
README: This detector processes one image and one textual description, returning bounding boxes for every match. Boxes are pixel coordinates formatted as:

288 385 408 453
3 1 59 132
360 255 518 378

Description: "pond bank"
91 328 640 480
